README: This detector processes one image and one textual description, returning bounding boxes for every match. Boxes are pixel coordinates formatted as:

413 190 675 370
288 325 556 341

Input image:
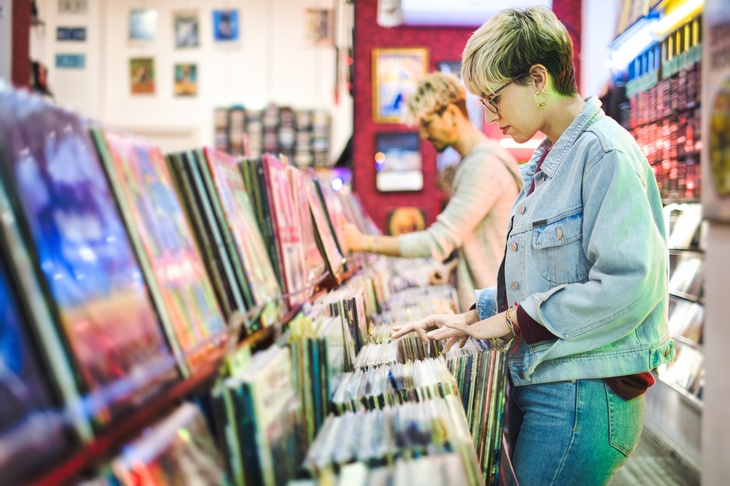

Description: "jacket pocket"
532 211 588 285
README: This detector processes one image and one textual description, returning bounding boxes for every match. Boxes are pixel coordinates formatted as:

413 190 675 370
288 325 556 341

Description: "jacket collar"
532 96 604 178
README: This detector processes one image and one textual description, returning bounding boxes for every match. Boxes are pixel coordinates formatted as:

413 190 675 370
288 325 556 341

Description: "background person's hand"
343 223 366 252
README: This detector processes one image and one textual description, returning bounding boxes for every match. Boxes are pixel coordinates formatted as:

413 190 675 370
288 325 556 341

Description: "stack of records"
214 107 230 152
315 287 369 354
93 129 227 376
167 148 282 334
668 297 704 345
288 166 326 287
0 85 179 431
262 104 280 154
111 403 228 485
296 453 478 486
287 313 355 445
228 106 247 156
443 340 507 483
278 107 296 160
245 109 264 157
212 346 303 486
668 253 704 299
0 230 77 483
353 342 399 370
240 155 309 308
302 396 482 485
294 110 314 168
311 110 331 167
305 175 346 278
331 357 458 414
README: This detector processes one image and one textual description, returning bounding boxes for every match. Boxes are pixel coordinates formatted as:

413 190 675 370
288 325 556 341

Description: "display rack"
610 3 704 473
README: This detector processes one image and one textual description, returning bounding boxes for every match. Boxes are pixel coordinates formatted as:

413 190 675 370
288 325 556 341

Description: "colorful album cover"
129 9 157 42
112 403 228 485
0 90 177 429
202 148 282 327
93 129 226 374
287 167 325 288
306 179 344 277
173 11 200 49
314 178 350 256
129 57 155 95
212 9 240 42
174 63 198 97
262 155 309 307
0 248 71 483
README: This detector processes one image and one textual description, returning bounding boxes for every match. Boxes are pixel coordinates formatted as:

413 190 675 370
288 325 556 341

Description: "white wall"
0 0 12 82
581 0 622 97
33 0 352 158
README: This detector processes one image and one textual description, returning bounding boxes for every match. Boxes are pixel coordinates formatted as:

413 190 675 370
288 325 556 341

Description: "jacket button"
518 370 525 379
519 205 525 214
511 281 519 290
557 227 563 240
511 242 518 251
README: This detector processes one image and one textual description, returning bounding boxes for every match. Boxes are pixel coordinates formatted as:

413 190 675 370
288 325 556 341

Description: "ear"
446 104 460 124
529 64 549 92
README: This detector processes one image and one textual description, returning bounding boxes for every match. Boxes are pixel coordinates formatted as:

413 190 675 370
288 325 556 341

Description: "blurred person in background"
344 72 522 311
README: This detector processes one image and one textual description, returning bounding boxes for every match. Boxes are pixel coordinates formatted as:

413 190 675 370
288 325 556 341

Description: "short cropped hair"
461 6 578 98
407 72 469 123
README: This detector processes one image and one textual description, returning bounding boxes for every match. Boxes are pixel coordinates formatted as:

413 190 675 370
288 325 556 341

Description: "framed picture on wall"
129 57 155 95
174 63 197 96
372 48 429 123
375 131 423 192
212 9 240 42
129 9 158 42
173 11 200 49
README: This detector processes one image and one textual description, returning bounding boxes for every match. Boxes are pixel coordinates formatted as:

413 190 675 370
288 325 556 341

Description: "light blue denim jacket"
475 96 675 386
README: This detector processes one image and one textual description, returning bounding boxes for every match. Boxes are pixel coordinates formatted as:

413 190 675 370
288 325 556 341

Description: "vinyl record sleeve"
93 130 226 375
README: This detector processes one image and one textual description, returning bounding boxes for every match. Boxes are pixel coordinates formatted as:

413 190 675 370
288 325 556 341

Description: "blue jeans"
506 375 644 485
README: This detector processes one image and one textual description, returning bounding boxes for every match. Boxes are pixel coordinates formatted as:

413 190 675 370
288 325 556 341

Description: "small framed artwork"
375 131 423 192
129 57 155 95
213 9 240 42
129 9 157 42
372 47 428 123
174 63 197 97
304 8 333 46
173 11 200 48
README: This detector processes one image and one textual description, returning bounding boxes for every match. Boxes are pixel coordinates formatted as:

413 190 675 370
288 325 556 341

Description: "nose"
483 109 500 124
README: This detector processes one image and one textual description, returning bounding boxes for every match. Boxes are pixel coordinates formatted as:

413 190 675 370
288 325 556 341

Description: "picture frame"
129 9 157 42
212 9 240 42
173 11 200 49
372 48 428 123
374 131 423 192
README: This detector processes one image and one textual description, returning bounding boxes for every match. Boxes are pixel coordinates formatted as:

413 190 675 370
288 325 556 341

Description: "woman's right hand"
391 309 479 351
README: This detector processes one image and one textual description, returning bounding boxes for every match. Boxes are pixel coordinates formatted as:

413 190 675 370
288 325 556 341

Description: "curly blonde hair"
406 72 468 123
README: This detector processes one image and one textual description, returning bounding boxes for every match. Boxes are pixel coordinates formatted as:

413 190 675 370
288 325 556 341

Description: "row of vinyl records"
0 82 508 484
0 80 365 483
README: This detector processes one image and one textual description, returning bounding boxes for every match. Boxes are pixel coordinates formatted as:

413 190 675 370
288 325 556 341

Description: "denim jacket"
475 96 675 386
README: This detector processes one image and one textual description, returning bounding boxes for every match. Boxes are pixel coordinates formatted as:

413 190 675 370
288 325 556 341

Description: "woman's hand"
392 309 479 352
427 312 512 346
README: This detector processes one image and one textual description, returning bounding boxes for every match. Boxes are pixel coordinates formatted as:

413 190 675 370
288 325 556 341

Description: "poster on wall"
702 0 730 222
387 207 426 235
174 63 198 97
129 9 157 42
212 9 240 43
58 0 88 15
372 48 428 123
173 11 200 49
304 9 333 47
129 58 155 95
375 131 423 192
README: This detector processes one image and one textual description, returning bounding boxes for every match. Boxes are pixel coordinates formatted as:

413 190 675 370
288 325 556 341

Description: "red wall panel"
353 0 582 231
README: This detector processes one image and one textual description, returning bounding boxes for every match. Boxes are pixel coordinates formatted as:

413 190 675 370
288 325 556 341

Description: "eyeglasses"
479 74 525 114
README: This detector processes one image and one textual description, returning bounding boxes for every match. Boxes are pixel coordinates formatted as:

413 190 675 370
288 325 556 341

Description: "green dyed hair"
462 6 578 98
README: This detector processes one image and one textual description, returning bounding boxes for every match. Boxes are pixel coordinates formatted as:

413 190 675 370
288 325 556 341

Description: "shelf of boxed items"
619 13 705 472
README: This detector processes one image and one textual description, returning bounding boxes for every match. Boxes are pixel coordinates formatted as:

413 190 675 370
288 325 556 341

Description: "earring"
535 89 548 107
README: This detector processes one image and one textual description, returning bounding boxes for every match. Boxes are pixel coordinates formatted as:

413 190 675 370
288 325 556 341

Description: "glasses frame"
480 73 527 114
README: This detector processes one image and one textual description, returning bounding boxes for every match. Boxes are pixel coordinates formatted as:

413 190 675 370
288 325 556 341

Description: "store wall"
581 0 621 97
0 0 11 82
32 0 352 156
352 0 581 231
